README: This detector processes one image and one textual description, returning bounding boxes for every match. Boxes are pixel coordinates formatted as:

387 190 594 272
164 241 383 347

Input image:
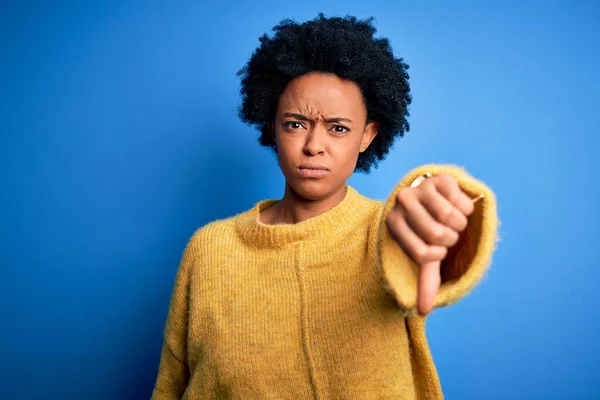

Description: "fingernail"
471 194 484 203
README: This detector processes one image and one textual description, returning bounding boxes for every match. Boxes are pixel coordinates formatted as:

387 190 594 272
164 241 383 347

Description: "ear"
359 122 378 153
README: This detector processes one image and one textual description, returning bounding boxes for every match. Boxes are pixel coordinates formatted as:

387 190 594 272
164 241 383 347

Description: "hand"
385 173 477 316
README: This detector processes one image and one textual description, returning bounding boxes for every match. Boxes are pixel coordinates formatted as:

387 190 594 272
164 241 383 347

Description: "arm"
151 236 198 399
378 164 499 315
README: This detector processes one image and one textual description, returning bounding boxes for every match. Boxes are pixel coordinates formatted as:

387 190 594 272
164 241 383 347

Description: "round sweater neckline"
234 185 369 248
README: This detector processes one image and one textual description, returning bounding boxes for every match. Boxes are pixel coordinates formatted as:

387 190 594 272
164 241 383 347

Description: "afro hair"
237 13 411 173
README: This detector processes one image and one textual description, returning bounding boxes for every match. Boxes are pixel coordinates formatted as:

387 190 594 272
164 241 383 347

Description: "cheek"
333 137 362 165
276 136 290 158
277 134 305 155
275 136 300 171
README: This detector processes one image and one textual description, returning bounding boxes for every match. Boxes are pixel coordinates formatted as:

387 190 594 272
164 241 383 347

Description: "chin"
288 179 337 201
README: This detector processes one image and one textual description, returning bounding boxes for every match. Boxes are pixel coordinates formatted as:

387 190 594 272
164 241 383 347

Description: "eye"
283 121 304 130
331 125 349 134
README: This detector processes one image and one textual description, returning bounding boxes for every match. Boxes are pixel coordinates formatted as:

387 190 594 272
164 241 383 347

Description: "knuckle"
447 190 460 204
430 245 447 261
396 188 412 205
435 173 452 186
428 226 445 243
413 246 429 263
441 172 456 184
438 205 454 222
448 231 460 246
422 177 435 189
422 180 437 197
440 246 449 259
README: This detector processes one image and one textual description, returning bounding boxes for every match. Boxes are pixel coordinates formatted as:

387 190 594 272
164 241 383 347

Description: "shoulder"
353 189 385 219
185 214 239 251
183 201 260 253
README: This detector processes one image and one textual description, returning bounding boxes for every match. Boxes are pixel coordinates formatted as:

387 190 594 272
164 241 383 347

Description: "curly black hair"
237 14 411 173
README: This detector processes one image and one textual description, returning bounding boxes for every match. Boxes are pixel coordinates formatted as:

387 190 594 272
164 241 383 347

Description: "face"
272 72 377 201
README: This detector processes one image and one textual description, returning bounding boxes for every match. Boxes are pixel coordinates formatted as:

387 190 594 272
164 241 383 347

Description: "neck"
261 182 347 225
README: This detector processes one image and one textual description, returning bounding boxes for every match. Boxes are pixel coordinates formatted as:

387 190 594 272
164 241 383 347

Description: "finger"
418 260 441 315
433 173 475 216
419 179 468 232
398 189 459 247
386 210 448 265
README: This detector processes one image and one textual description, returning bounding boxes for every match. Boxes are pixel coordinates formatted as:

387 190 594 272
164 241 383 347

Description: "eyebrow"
283 113 352 124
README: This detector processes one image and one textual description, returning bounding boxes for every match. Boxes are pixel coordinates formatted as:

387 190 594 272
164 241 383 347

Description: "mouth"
297 164 329 178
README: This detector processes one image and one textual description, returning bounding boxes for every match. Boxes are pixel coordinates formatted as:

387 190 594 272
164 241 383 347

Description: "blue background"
1 1 598 398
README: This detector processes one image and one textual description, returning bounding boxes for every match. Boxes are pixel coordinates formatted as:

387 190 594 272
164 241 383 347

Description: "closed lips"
297 164 329 178
298 164 329 170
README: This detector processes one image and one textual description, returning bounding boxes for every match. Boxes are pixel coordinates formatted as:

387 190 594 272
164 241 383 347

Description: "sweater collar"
234 185 370 248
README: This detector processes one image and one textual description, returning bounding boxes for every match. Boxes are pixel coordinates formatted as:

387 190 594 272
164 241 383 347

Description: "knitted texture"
151 165 499 399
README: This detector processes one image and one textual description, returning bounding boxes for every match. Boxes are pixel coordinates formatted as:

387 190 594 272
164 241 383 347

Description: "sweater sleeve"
151 236 198 399
378 164 499 314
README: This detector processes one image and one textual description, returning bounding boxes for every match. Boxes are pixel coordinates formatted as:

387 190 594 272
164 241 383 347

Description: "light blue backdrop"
1 1 598 398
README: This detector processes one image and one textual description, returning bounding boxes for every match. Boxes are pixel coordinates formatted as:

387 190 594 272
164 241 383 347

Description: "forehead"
277 73 366 117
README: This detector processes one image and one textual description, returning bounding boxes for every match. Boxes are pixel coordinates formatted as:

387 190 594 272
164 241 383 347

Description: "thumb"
418 260 441 316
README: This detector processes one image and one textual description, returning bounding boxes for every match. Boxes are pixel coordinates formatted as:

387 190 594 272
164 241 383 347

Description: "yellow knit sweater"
151 164 498 400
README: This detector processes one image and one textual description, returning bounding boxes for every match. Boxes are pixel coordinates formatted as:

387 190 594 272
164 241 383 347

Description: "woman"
152 14 497 399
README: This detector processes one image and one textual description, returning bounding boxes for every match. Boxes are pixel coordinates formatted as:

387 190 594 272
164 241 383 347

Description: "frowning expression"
272 72 377 200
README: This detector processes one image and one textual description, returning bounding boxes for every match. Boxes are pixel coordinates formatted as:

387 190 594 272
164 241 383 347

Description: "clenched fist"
385 172 480 316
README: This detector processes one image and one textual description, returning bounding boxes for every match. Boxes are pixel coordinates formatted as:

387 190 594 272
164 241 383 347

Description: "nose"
303 127 325 156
